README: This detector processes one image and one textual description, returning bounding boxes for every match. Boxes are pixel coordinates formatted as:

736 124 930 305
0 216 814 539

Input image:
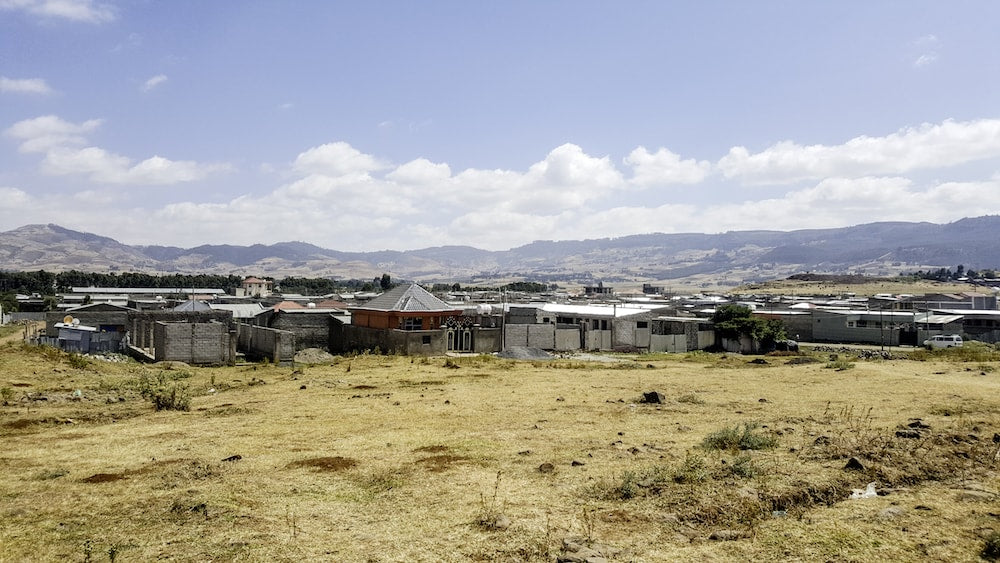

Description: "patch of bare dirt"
286 456 359 472
413 445 450 453
416 454 469 472
81 472 127 483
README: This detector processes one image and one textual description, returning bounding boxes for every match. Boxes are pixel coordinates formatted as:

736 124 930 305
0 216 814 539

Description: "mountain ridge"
1 217 997 285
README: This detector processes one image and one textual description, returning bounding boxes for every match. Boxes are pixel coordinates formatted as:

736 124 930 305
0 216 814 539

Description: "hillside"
1 217 998 285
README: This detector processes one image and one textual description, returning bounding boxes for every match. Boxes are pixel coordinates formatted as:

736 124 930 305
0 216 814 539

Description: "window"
636 321 648 329
403 317 423 331
421 335 431 345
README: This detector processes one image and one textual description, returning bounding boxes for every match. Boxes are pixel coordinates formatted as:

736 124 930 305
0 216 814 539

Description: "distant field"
2 344 999 561
734 277 982 297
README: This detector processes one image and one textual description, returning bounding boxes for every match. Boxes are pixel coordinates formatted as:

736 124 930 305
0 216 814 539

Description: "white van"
923 334 963 349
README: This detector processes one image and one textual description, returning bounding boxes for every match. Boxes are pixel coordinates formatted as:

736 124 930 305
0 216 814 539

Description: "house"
239 277 273 298
252 301 348 351
811 309 962 346
504 302 674 352
332 284 498 355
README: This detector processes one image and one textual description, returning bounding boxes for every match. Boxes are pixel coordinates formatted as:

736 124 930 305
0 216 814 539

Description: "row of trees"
905 265 999 281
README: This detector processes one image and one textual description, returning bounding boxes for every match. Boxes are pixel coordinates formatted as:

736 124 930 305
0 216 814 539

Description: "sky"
2 1 1000 252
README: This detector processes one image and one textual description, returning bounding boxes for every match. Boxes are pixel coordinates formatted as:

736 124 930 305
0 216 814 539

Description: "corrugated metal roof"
540 303 653 318
209 303 265 318
172 300 212 312
357 284 456 312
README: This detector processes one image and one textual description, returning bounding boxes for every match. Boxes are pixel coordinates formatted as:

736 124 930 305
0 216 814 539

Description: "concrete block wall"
237 322 295 364
471 326 502 353
526 324 556 349
504 324 529 348
153 321 231 364
554 327 580 351
337 325 447 356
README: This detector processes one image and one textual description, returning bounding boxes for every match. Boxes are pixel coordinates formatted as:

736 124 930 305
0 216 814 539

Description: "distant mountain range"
2 217 999 286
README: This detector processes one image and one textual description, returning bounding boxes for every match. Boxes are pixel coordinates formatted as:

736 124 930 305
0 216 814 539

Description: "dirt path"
0 321 44 345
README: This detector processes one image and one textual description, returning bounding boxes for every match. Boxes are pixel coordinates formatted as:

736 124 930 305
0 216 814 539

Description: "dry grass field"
3 342 1000 562
734 278 982 297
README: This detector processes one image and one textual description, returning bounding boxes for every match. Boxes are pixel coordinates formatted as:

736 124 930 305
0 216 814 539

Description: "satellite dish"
72 318 81 326
63 315 74 324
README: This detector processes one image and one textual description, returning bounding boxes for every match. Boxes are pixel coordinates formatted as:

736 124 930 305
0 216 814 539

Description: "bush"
701 422 778 451
66 353 90 370
146 383 191 411
824 359 855 371
983 531 1000 560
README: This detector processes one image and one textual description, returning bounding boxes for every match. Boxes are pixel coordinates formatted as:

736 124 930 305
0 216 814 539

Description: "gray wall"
336 324 447 356
153 321 233 365
237 322 296 364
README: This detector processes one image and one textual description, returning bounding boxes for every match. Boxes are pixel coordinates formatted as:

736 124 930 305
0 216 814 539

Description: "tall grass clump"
701 422 778 451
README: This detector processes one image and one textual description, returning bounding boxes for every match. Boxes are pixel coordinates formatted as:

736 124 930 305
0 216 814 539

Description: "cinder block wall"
153 321 230 364
236 323 295 364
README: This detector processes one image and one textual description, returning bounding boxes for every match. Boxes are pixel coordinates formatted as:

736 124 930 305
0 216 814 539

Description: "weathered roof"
355 284 457 312
209 303 265 318
172 300 212 312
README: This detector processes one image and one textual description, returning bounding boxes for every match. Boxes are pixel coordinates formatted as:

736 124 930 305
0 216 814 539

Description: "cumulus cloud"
141 74 168 92
292 142 388 177
0 76 54 95
6 117 1000 251
718 119 1000 185
0 0 115 23
624 146 711 187
5 115 227 185
386 158 451 185
5 115 101 153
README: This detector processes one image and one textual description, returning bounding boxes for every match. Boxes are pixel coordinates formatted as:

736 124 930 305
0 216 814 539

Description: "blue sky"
2 1 1000 251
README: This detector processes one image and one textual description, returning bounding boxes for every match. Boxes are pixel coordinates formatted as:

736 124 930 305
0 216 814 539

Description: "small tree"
712 304 786 350
380 273 392 290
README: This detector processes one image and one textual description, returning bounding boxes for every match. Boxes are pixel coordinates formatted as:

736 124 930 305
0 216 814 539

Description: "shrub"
677 393 706 405
824 359 855 371
673 452 709 484
67 353 90 370
701 422 778 451
727 453 759 479
146 383 191 411
983 531 1000 560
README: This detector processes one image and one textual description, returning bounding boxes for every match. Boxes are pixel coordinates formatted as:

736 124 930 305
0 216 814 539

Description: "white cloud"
6 119 1000 251
624 146 711 187
912 34 940 68
5 115 102 153
718 119 1000 185
0 0 115 23
0 76 54 95
292 142 387 177
5 115 228 185
386 158 451 185
141 74 168 92
0 187 33 209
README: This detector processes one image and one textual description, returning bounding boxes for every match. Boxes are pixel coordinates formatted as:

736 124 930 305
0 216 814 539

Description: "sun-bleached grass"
1 342 999 560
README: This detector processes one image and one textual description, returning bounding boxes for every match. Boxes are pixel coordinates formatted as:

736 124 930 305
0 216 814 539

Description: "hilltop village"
4 275 998 365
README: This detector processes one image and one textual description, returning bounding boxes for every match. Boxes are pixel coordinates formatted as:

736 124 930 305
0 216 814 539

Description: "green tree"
712 304 786 348
380 273 392 290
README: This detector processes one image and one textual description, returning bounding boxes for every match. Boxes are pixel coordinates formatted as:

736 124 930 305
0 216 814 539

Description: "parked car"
923 334 963 349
